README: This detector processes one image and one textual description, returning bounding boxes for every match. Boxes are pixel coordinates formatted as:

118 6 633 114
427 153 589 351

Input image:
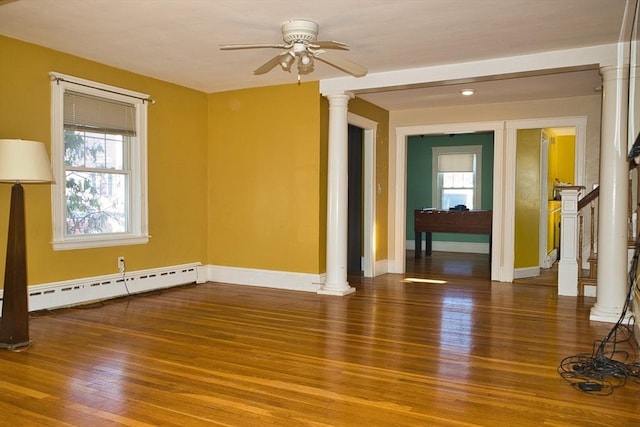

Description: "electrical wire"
118 258 131 296
558 238 640 395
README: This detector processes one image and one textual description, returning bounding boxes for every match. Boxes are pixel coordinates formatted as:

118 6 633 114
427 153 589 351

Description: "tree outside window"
50 72 149 250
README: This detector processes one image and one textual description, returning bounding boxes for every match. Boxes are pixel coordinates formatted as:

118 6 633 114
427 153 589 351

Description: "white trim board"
390 117 587 285
390 121 505 280
205 265 325 293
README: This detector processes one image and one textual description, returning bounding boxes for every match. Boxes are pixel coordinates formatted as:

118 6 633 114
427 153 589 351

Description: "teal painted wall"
406 132 494 243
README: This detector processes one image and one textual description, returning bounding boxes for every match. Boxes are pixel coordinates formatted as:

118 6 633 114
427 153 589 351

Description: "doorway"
391 117 587 284
513 126 576 281
347 112 377 277
405 132 494 274
348 124 363 274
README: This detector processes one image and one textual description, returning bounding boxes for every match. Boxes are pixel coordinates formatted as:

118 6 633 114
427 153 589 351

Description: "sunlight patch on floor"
402 277 448 284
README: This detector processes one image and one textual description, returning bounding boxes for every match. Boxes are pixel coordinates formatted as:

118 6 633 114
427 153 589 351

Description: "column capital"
600 64 630 81
322 91 354 104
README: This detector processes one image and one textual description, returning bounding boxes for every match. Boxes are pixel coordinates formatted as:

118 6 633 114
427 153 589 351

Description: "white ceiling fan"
220 20 367 80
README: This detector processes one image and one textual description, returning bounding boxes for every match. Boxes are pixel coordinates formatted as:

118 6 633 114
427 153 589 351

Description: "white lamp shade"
0 139 54 183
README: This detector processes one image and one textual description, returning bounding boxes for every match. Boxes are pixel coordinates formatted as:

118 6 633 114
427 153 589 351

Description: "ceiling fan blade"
310 40 349 50
253 53 290 75
313 50 368 77
220 43 289 50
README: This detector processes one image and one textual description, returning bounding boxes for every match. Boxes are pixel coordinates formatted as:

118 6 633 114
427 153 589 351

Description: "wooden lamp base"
0 183 32 351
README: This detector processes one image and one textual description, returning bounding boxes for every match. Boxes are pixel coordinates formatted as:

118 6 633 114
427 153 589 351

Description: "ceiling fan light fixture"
460 88 475 96
297 52 314 74
299 52 312 65
280 53 295 71
298 59 314 74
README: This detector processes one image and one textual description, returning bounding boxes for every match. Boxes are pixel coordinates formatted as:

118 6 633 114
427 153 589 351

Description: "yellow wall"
207 83 324 273
205 89 391 275
0 36 392 287
0 36 208 285
514 129 541 269
547 130 575 197
555 135 576 184
546 131 574 255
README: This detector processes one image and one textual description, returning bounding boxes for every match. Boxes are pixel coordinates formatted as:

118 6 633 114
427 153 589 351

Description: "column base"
589 302 632 323
317 283 356 296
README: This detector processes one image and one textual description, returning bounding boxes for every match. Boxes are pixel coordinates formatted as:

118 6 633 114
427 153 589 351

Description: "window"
50 72 149 250
432 145 482 210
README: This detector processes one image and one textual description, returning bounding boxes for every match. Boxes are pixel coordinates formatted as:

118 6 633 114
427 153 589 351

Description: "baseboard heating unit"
0 262 203 313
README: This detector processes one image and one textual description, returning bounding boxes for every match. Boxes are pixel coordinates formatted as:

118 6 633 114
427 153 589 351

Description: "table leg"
415 232 422 258
426 232 432 256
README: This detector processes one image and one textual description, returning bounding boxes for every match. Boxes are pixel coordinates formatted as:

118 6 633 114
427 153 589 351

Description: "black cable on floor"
558 238 640 395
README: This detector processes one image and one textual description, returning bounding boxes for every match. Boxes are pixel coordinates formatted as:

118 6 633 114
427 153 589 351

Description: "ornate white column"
557 187 583 296
590 65 630 322
319 92 355 296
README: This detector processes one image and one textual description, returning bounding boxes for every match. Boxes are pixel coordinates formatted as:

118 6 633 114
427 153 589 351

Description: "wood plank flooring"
0 252 638 426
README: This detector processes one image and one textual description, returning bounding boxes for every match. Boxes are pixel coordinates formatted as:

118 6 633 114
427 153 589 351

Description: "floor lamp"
0 139 53 351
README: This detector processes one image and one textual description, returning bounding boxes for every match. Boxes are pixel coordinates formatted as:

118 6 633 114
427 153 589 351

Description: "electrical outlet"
118 256 125 273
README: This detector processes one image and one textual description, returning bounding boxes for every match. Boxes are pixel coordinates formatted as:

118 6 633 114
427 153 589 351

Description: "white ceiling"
0 0 633 110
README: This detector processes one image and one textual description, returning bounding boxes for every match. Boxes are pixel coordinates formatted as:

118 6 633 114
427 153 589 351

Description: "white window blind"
432 145 482 210
64 91 136 136
437 153 474 172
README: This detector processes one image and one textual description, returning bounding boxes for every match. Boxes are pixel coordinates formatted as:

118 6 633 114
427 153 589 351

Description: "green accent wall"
406 132 494 244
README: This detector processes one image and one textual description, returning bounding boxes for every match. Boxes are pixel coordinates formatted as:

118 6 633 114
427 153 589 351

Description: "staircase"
575 163 639 296
576 186 599 296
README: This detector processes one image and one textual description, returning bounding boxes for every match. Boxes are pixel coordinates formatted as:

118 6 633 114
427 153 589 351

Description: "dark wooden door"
348 125 363 274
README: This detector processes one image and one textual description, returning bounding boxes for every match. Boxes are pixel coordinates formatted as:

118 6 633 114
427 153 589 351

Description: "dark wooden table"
414 209 492 258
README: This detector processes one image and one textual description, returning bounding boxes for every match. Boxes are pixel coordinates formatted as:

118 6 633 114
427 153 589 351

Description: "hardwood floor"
1 253 637 426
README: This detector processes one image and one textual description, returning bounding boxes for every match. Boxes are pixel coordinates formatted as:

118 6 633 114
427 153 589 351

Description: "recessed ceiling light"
460 88 475 96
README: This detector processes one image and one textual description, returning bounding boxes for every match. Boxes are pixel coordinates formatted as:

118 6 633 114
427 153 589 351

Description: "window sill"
52 235 150 251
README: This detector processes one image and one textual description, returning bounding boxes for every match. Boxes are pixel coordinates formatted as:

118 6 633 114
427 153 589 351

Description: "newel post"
557 186 584 296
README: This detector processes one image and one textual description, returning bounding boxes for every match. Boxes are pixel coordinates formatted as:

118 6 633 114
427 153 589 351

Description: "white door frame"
507 117 586 278
390 121 505 281
389 116 586 282
348 112 377 277
539 130 551 269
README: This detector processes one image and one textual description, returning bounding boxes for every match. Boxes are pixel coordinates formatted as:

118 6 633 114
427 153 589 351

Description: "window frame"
50 72 149 250
432 145 482 210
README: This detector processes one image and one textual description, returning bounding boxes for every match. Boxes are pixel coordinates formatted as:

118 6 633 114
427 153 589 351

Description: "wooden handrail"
578 186 600 211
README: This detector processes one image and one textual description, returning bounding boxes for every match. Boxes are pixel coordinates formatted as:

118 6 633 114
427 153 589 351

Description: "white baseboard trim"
513 266 541 279
0 262 202 313
373 259 388 277
205 265 325 293
406 240 489 254
583 284 597 298
542 249 558 269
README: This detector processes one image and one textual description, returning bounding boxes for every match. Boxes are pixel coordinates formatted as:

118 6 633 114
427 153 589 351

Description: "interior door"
348 124 363 274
